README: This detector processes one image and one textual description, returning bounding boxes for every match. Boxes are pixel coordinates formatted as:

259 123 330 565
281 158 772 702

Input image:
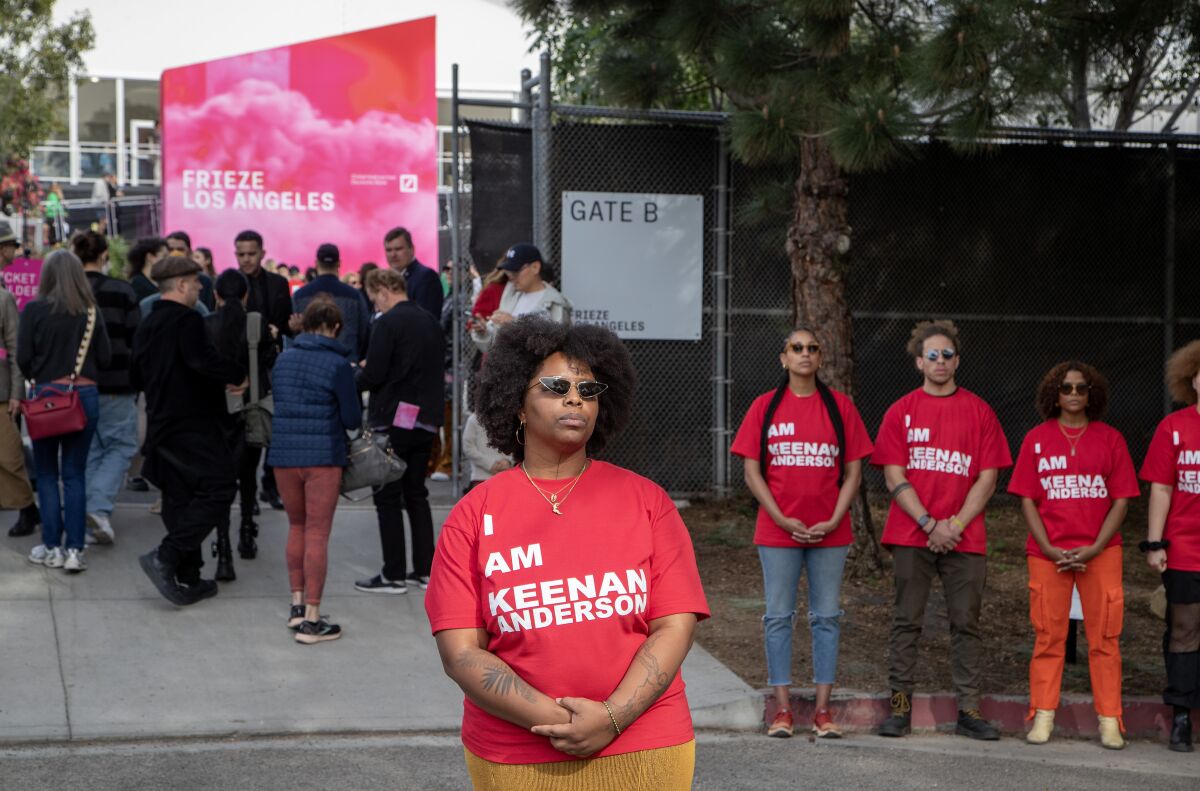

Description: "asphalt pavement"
0 490 758 744
1 730 1197 790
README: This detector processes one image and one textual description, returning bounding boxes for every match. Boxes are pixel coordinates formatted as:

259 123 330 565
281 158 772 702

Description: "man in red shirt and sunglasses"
872 320 1011 741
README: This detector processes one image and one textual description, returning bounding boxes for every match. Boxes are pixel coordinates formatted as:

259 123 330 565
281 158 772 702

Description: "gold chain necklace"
1058 420 1088 456
521 460 590 515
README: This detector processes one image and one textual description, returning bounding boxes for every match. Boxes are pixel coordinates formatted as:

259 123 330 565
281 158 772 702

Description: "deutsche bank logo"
399 174 419 193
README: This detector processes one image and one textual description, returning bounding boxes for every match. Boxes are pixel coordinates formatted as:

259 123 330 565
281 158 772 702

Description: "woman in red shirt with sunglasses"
731 327 873 739
1009 361 1138 749
426 316 709 790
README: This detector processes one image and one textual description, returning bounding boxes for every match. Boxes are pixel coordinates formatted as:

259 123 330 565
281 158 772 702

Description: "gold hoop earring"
515 421 526 446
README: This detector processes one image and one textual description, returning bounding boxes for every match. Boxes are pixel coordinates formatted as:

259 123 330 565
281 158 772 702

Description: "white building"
39 0 537 189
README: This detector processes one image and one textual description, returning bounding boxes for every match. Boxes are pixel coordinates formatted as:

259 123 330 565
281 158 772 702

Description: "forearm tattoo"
456 653 538 704
615 631 672 727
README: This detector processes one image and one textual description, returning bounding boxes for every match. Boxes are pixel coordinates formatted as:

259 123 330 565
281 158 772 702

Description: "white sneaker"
87 513 114 544
64 548 87 573
430 472 450 482
28 544 49 564
43 547 65 568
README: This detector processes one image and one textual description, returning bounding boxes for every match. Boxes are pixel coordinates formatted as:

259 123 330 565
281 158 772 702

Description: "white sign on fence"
560 191 703 340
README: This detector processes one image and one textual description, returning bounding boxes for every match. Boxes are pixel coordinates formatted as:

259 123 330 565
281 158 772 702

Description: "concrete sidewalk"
0 498 760 744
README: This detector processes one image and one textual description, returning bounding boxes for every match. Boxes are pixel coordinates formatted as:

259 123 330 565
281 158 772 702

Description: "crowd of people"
4 211 1200 785
733 319 1200 756
0 220 565 647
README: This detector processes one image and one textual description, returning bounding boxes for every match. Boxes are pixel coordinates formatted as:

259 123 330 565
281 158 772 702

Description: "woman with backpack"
204 269 277 579
730 327 873 739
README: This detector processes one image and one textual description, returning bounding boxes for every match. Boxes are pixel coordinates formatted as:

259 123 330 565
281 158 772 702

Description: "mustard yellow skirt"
463 740 695 791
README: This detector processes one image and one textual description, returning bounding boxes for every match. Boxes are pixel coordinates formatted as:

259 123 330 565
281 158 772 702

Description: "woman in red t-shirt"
1008 362 1138 750
730 327 872 740
425 316 709 789
1140 340 1200 753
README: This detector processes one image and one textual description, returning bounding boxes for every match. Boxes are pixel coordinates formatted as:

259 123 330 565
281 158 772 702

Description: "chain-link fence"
451 85 1200 496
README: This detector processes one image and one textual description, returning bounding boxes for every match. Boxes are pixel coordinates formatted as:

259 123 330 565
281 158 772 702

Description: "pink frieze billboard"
161 17 438 274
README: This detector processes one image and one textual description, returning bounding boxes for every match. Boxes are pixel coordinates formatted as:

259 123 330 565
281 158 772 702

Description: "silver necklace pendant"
551 502 562 515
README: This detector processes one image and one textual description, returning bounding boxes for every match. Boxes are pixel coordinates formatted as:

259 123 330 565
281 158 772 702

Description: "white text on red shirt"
907 446 973 477
1040 474 1108 499
489 569 648 634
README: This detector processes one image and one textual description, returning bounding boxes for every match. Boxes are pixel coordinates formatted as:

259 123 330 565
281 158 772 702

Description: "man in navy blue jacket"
291 243 371 360
383 226 442 319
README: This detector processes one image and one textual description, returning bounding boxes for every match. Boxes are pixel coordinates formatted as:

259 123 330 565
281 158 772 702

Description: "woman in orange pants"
1008 362 1139 749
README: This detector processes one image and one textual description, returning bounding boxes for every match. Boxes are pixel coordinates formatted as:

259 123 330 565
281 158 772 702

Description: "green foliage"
0 1 94 162
104 235 128 280
518 0 1200 172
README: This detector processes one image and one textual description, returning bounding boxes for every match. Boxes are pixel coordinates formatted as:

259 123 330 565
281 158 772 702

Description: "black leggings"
238 443 261 516
1164 570 1200 709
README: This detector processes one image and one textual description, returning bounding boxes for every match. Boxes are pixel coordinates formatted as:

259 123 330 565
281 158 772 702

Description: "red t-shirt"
730 387 873 547
425 461 710 764
1139 407 1200 572
1008 420 1139 560
872 387 1012 555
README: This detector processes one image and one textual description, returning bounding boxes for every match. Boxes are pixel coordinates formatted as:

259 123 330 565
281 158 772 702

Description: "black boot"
8 503 40 537
212 525 236 582
238 516 258 560
1170 706 1194 753
878 690 912 737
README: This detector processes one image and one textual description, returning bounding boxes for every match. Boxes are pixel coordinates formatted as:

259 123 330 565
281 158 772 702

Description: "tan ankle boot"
1026 709 1054 744
1098 716 1124 750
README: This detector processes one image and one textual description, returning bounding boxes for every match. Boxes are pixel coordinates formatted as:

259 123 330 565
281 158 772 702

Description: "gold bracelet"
602 700 622 735
950 516 965 531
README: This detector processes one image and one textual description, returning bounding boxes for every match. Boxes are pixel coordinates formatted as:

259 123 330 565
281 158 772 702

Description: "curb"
766 690 1198 741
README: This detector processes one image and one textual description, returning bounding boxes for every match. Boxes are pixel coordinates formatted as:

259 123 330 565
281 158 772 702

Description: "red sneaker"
812 707 842 738
767 708 794 738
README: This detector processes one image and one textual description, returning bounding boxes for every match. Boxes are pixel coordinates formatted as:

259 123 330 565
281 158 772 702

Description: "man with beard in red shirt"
872 321 1011 741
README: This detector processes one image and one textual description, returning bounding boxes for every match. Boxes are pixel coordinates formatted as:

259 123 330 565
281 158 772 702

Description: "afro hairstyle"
475 315 636 462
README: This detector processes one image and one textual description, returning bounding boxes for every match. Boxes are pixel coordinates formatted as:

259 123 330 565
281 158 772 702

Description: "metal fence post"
532 51 552 252
1164 142 1177 416
712 129 732 496
519 68 532 125
450 64 464 499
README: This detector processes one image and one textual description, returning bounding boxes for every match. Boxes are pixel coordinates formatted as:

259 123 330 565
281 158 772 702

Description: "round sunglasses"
924 348 956 361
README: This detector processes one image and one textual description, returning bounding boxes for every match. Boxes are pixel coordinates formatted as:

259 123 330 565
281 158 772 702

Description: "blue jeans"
33 385 99 551
759 544 850 686
85 393 139 517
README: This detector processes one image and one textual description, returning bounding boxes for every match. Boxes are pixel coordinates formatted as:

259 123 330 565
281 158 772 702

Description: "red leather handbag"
21 307 95 441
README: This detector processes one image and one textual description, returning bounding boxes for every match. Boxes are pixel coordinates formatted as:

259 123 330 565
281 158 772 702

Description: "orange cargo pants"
1027 545 1123 720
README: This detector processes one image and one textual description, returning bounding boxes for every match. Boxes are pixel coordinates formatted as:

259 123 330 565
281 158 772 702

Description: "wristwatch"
917 514 933 534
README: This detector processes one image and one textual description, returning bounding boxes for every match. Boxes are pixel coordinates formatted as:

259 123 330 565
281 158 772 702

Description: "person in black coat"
234 229 293 510
131 255 247 606
383 226 443 319
204 269 278 579
355 267 445 594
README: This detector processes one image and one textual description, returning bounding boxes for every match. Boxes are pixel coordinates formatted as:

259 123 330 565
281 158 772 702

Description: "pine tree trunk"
787 137 883 577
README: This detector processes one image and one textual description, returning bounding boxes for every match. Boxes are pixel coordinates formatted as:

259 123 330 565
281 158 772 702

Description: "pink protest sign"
3 258 42 311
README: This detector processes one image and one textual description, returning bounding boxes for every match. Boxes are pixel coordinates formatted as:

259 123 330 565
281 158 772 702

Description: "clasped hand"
1047 544 1097 572
530 697 617 758
781 518 832 544
926 519 961 554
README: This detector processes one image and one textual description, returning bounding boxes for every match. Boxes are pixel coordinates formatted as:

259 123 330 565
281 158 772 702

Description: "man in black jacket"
132 255 247 606
384 226 442 319
234 229 293 510
355 268 445 594
82 236 140 544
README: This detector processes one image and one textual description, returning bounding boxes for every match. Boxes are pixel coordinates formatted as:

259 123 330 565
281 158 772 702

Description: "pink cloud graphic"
163 78 439 273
